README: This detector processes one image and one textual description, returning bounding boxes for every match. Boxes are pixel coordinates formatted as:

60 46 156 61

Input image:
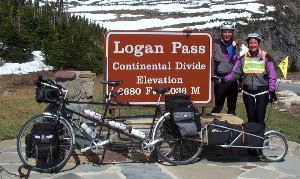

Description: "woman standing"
241 33 277 127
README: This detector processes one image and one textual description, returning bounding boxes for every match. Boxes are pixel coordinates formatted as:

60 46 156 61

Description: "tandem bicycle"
16 76 288 174
16 76 203 173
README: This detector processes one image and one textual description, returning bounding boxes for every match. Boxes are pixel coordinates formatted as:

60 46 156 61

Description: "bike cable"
265 101 273 124
0 164 32 179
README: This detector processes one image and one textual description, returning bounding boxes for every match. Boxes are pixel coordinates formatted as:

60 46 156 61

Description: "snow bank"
0 51 53 75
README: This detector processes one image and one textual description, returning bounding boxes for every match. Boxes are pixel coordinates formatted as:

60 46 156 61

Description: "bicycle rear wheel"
17 114 74 173
262 132 288 162
153 114 203 165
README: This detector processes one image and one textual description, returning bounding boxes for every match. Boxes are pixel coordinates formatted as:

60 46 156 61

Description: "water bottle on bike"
82 109 102 121
80 123 96 141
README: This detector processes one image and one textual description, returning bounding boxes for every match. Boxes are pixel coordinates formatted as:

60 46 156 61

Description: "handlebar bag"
35 87 59 103
35 78 59 103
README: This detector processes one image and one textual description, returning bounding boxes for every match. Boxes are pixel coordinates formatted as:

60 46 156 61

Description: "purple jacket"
224 49 277 92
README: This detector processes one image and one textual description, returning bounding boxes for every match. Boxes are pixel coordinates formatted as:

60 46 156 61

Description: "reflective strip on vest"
243 50 266 74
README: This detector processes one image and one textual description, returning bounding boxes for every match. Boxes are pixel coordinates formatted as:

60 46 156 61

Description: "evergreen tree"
0 0 106 73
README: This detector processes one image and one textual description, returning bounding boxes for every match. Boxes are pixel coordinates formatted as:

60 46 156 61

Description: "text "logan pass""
113 41 206 57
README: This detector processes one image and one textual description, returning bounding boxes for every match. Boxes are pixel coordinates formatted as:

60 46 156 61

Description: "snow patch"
0 51 53 75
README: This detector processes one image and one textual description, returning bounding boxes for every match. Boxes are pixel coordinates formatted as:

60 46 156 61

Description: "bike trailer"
165 94 201 137
207 120 264 147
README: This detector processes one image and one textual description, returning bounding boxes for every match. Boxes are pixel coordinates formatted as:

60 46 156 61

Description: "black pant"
243 89 269 127
211 81 238 115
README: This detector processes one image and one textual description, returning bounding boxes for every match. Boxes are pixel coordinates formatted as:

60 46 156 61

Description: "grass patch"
265 105 300 143
1 87 299 144
0 98 47 141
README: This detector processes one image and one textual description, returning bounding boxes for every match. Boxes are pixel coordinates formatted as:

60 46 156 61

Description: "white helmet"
246 33 262 42
220 21 236 30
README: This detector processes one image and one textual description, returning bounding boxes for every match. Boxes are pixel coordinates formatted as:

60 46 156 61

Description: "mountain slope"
256 0 300 71
62 0 300 71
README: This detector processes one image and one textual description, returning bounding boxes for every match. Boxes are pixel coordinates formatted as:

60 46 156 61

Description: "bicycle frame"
50 83 166 153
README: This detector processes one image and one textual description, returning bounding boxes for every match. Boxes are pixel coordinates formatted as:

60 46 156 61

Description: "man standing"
211 21 241 115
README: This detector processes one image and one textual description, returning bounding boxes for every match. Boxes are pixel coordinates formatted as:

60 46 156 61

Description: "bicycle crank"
81 139 112 153
141 139 156 153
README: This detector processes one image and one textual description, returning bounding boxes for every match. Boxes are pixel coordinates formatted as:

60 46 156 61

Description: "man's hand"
238 82 243 93
269 91 278 103
183 26 193 32
211 76 224 84
183 26 195 37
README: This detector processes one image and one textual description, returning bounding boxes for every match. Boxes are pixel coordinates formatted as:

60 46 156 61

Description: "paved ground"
0 139 299 179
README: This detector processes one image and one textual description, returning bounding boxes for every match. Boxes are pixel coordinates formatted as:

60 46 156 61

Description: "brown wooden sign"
104 30 213 105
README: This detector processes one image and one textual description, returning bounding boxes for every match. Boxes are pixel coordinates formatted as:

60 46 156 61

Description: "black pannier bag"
25 122 59 160
207 120 231 145
165 93 192 111
165 94 198 137
243 122 265 147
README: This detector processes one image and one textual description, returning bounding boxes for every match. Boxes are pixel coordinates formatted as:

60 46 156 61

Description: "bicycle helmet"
220 21 236 30
246 33 262 42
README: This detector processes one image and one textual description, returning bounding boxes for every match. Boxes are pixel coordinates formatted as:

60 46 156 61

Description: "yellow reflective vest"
243 50 267 74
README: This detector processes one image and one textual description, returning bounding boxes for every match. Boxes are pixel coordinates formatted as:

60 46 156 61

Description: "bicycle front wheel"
17 114 75 173
153 113 203 165
262 132 288 162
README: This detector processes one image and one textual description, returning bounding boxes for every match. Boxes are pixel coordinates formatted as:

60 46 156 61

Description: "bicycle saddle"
152 87 170 94
102 80 123 86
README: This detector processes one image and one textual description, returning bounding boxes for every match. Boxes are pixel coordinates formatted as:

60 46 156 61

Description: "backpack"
165 94 199 137
25 122 59 160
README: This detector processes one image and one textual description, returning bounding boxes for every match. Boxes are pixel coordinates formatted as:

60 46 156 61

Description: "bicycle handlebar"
111 90 123 98
36 76 170 107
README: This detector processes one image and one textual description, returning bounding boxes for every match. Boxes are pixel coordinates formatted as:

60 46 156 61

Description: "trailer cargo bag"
207 120 231 145
244 123 265 147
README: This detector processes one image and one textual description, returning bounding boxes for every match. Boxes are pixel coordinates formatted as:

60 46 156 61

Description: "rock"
278 108 288 112
55 71 76 80
279 96 300 108
277 90 298 97
202 113 244 125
